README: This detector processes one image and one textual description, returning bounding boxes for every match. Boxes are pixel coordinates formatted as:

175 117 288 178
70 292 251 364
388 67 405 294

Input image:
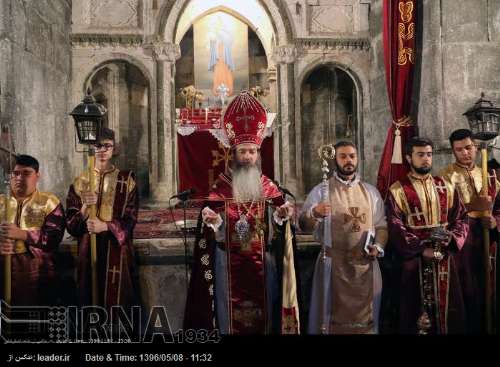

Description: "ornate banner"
177 131 274 198
376 0 417 199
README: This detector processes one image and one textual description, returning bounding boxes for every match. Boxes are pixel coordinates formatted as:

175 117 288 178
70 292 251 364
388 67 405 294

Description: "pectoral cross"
231 231 253 252
117 177 128 194
409 206 425 222
236 114 255 132
109 266 120 284
343 207 366 233
238 233 253 252
435 182 447 194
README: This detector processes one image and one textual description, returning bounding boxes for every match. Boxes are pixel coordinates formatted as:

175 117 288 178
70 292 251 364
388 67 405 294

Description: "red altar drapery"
177 130 274 199
376 0 417 199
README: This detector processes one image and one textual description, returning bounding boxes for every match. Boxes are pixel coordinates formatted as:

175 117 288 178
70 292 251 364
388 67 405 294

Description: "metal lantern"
463 92 500 335
463 93 500 141
69 89 107 145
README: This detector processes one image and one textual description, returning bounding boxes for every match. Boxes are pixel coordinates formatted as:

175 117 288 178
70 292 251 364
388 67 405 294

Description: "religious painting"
194 11 249 102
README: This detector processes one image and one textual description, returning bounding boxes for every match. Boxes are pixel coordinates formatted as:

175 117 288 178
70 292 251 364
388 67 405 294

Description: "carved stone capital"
267 66 277 83
143 36 181 62
272 44 298 64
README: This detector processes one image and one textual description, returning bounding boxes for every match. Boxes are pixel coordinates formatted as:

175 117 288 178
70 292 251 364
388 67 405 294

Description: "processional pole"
1 125 15 305
316 144 335 334
70 89 106 305
464 93 500 334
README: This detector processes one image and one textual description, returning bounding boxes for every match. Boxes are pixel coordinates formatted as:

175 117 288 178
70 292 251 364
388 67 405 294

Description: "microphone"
272 180 295 200
170 188 196 201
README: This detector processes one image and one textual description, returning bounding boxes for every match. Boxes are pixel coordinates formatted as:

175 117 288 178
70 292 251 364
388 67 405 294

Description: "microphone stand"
181 194 189 289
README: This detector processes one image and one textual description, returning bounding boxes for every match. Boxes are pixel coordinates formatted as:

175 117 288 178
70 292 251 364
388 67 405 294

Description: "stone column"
106 64 121 142
143 38 181 201
273 44 298 197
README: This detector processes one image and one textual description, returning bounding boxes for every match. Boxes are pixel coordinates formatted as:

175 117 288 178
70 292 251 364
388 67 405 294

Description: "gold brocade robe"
440 163 500 333
0 190 65 305
387 174 468 334
72 167 135 222
441 163 500 217
0 191 61 253
66 166 139 309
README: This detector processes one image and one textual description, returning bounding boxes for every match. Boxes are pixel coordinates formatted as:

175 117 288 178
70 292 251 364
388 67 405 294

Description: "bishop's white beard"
232 164 263 203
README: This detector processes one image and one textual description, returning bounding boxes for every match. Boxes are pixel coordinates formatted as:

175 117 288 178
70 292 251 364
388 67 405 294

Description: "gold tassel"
391 126 403 164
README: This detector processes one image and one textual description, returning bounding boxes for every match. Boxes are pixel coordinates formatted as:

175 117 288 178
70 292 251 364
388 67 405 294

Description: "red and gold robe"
184 173 301 334
387 173 468 334
66 167 140 312
441 163 500 333
0 190 65 305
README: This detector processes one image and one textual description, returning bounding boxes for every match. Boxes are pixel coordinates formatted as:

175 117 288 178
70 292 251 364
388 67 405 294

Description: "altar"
175 106 275 198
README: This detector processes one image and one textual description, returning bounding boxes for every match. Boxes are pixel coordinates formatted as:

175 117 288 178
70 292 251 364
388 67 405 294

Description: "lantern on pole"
69 89 107 305
463 92 500 334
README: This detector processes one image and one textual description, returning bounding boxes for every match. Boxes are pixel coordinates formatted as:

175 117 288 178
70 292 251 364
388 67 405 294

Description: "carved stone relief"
89 0 141 28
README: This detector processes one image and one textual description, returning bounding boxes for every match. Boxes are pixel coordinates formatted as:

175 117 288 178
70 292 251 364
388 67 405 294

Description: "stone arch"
176 6 273 64
81 54 155 96
148 0 296 200
157 0 294 48
295 58 368 196
78 55 157 199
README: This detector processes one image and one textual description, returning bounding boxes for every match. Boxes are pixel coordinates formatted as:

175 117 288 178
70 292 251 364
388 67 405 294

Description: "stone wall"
369 0 500 176
0 0 74 198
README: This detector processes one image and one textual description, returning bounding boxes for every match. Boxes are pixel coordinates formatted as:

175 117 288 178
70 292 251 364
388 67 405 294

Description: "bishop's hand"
202 207 220 225
276 202 294 218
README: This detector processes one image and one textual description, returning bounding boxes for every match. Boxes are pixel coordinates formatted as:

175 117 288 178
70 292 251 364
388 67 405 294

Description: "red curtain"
177 131 274 199
376 0 417 199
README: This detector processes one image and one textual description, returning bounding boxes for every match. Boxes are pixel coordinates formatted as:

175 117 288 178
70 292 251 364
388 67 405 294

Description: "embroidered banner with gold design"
377 0 417 199
177 131 273 198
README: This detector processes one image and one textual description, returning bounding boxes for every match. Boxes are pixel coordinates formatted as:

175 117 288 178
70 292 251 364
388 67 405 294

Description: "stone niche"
88 61 151 199
301 65 358 194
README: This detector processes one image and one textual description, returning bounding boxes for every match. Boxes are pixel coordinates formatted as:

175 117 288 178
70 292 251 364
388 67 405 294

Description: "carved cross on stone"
109 265 120 284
